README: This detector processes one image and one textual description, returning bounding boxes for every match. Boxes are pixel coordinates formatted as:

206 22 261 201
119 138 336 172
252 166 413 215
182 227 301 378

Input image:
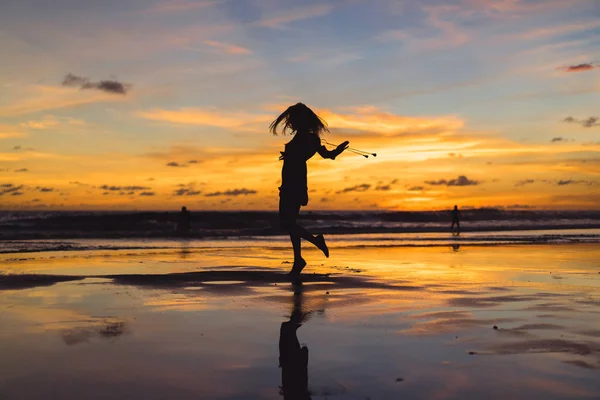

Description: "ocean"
1 210 599 254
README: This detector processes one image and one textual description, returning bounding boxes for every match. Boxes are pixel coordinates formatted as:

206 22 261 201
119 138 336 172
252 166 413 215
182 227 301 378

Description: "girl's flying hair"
269 103 329 137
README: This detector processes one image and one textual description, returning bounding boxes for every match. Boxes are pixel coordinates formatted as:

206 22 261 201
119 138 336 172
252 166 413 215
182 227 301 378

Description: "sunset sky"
1 0 599 211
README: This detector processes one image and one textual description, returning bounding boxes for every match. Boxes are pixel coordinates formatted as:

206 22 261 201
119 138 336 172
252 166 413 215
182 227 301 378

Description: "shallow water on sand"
1 244 599 399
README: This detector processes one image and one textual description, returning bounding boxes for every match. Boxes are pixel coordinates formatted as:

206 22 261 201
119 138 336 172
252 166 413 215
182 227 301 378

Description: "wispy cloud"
144 144 211 163
375 184 391 191
551 137 566 143
559 63 596 73
19 115 86 130
511 19 600 41
138 108 271 129
173 188 202 196
139 104 463 139
202 40 251 55
378 4 470 51
143 0 219 14
0 184 24 196
205 188 257 196
515 179 598 187
0 124 27 139
0 148 66 162
564 116 599 128
254 4 333 28
515 179 536 187
172 182 202 196
556 179 597 186
287 51 361 66
99 185 151 191
62 73 130 95
0 85 127 117
465 0 567 16
425 176 480 186
165 159 202 168
19 118 60 130
423 5 470 48
336 184 371 194
319 107 463 136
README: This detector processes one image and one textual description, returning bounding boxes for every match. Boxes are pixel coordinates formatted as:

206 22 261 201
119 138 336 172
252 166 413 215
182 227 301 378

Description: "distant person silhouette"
451 205 461 234
176 206 191 235
271 103 349 276
279 283 311 400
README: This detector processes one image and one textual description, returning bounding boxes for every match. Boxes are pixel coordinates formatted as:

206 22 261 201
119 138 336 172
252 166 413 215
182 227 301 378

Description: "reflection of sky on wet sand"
1 244 599 399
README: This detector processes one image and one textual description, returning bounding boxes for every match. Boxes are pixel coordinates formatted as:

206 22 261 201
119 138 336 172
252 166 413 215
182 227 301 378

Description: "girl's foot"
289 258 307 276
315 234 329 258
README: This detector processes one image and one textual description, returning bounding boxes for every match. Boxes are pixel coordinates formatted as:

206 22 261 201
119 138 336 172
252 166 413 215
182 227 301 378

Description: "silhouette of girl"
270 103 349 276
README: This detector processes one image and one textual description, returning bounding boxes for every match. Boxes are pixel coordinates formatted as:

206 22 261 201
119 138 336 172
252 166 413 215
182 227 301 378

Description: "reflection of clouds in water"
483 338 600 370
402 310 518 336
448 294 561 308
62 320 126 346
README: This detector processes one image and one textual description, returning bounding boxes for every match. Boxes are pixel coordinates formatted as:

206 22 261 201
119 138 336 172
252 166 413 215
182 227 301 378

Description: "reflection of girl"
270 103 349 276
279 319 310 400
279 283 311 399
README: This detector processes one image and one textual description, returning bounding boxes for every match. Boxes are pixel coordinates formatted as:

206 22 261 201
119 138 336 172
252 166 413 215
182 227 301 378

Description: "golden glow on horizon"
1 103 599 211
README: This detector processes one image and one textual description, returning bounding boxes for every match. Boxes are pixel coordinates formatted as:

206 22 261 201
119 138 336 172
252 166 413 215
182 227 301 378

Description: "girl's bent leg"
296 225 329 258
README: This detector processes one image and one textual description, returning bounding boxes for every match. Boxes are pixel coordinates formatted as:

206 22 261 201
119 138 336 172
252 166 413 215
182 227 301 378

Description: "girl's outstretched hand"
336 141 350 152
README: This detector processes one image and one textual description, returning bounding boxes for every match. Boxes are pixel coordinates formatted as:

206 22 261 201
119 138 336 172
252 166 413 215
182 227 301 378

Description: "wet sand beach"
1 242 599 399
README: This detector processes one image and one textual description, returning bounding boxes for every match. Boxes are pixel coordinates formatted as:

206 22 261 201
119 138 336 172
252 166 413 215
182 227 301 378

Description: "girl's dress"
279 133 320 207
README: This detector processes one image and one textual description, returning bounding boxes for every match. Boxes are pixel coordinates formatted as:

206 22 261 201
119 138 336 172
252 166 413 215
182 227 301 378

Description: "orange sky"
1 0 599 211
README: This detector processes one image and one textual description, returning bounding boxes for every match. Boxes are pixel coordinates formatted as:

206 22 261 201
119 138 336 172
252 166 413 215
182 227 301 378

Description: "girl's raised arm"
317 141 349 160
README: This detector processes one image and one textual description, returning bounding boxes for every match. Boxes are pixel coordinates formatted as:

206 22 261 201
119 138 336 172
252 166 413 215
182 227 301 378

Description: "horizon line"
2 208 600 213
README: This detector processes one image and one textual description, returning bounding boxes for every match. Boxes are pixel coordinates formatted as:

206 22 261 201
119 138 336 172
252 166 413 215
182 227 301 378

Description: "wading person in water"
451 205 461 234
270 103 349 276
176 206 191 235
